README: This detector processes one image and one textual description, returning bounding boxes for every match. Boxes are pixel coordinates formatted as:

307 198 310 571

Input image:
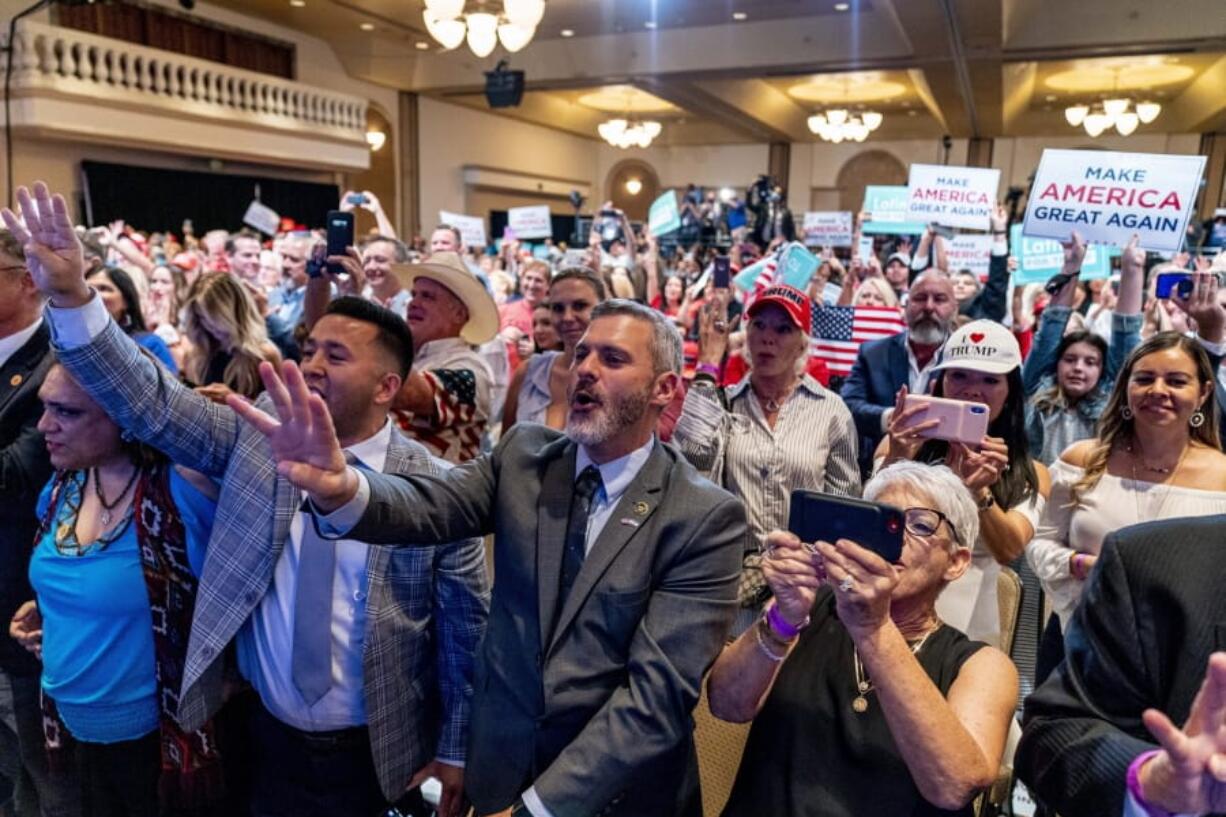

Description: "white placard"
946 234 994 279
1022 149 1206 253
905 164 1001 231
857 236 875 263
801 211 854 247
508 205 552 239
438 210 487 248
242 200 280 236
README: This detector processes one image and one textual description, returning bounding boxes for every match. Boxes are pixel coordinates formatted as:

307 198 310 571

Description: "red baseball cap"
747 284 812 334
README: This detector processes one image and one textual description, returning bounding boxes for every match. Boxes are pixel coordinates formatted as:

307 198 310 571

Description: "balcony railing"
2 20 370 169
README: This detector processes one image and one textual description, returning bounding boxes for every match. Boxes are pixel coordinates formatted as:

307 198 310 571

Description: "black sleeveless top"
721 589 987 817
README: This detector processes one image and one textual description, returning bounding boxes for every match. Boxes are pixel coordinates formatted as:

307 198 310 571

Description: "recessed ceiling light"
834 2 850 10
359 22 374 30
561 28 575 37
644 21 657 29
1045 94 1056 101
733 11 747 20
415 41 429 50
289 0 305 6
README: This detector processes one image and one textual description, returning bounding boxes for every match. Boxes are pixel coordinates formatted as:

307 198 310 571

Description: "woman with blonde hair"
852 276 899 308
181 272 281 401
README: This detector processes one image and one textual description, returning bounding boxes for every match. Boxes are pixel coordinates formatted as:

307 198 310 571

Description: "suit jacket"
0 322 53 677
840 331 910 477
1015 516 1226 817
337 424 747 817
54 318 489 800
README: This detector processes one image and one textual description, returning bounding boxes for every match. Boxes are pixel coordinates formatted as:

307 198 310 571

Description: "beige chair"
977 567 1025 816
693 681 752 817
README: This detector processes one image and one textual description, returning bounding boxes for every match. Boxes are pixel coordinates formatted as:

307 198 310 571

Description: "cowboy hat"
392 251 499 345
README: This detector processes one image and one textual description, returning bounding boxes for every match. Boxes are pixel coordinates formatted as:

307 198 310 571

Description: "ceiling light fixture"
359 22 375 30
599 118 662 149
366 130 386 151
560 28 574 37
288 0 305 6
415 41 430 50
834 2 850 10
625 178 643 195
807 108 882 143
732 11 747 20
423 0 544 56
1064 99 1160 136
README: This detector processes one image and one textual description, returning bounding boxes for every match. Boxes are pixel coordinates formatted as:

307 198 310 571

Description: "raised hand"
990 204 1008 234
1173 271 1226 344
225 360 358 511
1060 230 1087 273
815 537 898 639
1121 234 1146 278
947 437 1009 497
1138 652 1226 814
761 530 822 629
0 182 89 306
885 386 938 462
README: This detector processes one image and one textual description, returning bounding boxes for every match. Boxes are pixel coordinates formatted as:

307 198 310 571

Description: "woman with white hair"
673 284 860 631
709 461 1018 817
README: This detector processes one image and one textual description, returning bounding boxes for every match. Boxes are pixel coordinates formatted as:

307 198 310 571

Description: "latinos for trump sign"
1010 224 1112 284
1022 149 1206 253
802 211 854 247
862 185 926 236
905 164 1000 231
648 190 681 236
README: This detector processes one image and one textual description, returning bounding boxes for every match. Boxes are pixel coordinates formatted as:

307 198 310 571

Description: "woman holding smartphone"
709 461 1018 817
879 320 1051 646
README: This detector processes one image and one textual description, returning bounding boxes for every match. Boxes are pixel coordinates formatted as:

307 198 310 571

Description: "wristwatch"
976 490 995 511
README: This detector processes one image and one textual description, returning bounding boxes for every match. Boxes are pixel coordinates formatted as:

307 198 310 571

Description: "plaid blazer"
53 319 489 800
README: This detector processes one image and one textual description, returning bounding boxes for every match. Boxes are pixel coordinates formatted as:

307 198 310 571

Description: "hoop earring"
1121 406 1133 420
1190 410 1206 429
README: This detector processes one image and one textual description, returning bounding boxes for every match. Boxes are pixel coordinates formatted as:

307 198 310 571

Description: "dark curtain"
80 161 339 235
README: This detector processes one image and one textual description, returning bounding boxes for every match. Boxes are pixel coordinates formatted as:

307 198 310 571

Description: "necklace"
92 465 140 528
852 621 940 714
1126 436 1185 474
1126 440 1189 524
753 378 798 414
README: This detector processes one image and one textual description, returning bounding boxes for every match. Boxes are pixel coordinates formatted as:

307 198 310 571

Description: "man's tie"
557 465 604 613
291 454 360 705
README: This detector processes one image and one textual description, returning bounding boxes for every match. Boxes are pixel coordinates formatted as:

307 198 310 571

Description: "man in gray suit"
4 182 488 817
230 298 748 817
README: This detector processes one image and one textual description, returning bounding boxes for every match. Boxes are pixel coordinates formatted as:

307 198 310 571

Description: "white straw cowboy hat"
392 251 499 345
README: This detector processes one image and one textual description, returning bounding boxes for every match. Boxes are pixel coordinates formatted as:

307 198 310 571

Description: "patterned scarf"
39 464 224 813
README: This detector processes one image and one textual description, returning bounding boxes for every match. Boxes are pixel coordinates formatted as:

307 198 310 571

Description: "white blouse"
1028 458 1226 629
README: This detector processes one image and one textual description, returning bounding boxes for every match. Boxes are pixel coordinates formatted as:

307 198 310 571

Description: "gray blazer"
339 423 747 817
53 318 490 801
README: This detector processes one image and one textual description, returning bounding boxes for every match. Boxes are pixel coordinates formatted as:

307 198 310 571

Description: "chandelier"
807 109 883 143
598 119 662 149
422 0 544 58
1064 99 1161 137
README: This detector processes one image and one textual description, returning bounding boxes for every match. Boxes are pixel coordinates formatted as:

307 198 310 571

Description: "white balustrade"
1 20 367 138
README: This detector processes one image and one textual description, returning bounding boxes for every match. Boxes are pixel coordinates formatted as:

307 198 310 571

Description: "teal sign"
862 185 926 236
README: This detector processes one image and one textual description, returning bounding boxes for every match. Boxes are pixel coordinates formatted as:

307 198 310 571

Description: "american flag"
810 304 906 376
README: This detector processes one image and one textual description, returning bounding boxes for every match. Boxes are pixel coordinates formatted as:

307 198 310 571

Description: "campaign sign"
905 164 1000 231
508 205 552 239
732 254 775 291
648 190 681 236
802 211 854 247
1022 149 1206 253
1010 224 1112 284
777 242 820 290
438 210 487 248
946 235 993 279
243 200 280 236
862 185 926 236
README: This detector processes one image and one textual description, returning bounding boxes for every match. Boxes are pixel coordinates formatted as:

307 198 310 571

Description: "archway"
605 159 660 222
835 150 906 213
344 102 397 237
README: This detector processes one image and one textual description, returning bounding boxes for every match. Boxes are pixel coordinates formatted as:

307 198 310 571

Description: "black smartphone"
788 490 905 563
326 210 355 275
1155 271 1194 299
713 255 731 289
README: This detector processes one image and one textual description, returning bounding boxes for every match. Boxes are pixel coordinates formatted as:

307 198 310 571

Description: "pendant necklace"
92 465 139 528
852 622 940 714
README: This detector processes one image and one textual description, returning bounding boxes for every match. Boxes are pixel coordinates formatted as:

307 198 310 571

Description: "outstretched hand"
226 360 358 512
0 182 90 307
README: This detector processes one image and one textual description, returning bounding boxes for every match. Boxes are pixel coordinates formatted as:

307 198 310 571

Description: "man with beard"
228 299 748 817
841 270 957 477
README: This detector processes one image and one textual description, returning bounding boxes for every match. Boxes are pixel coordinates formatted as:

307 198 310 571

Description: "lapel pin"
9 374 21 387
633 501 649 516
619 518 640 528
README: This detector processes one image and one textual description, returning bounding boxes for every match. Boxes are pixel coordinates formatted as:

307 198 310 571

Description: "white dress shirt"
0 316 43 368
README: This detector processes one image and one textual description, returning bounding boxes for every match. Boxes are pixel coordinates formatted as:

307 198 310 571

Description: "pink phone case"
900 395 990 444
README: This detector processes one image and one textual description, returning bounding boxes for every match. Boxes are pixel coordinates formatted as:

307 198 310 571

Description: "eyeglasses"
902 506 962 548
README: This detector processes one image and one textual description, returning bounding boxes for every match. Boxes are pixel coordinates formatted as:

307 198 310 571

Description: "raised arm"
1021 232 1084 392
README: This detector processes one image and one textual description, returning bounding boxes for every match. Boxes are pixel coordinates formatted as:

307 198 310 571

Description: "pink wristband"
696 362 721 379
1126 749 1173 817
765 602 808 641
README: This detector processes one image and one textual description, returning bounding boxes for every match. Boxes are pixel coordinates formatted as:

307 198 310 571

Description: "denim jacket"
1022 305 1142 462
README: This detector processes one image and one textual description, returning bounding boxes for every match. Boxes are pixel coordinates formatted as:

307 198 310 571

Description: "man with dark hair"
430 224 464 255
227 233 262 284
7 182 488 817
0 228 75 816
231 297 746 817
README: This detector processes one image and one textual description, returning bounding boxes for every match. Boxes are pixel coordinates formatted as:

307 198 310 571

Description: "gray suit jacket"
53 317 489 800
335 423 747 817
